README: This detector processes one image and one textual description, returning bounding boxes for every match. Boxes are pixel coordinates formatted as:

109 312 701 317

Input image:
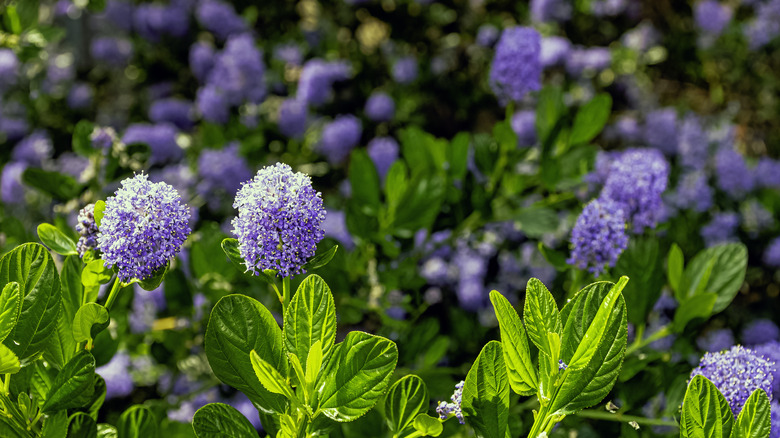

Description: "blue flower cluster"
690 345 775 416
489 27 542 104
436 380 465 424
319 115 363 165
231 163 326 278
76 203 99 258
98 174 192 282
567 198 629 276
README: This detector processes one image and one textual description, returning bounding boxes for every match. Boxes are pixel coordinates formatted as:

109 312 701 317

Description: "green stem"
575 409 679 427
282 276 291 315
625 324 671 356
104 277 123 311
527 402 551 438
2 374 9 395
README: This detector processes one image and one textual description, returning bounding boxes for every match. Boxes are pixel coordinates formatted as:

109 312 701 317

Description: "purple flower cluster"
1 162 26 204
489 27 542 104
196 34 266 124
673 172 713 213
90 37 133 68
195 0 247 41
391 57 418 84
365 92 395 122
149 98 194 131
743 320 780 346
297 59 351 106
436 380 465 424
76 203 99 258
367 137 399 181
772 401 780 438
319 115 362 164
644 109 678 155
715 147 755 199
756 158 780 189
189 42 215 83
122 123 182 165
12 130 53 166
129 284 166 333
601 148 669 233
278 98 308 139
696 328 734 352
567 198 629 276
133 2 190 42
765 238 780 268
690 345 775 417
540 36 571 67
476 25 499 47
0 49 19 92
511 110 537 147
754 342 780 396
96 351 134 399
565 47 612 76
197 143 253 210
695 0 732 36
701 212 739 247
231 163 326 278
98 174 192 282
744 1 780 50
678 115 709 169
530 0 572 23
322 210 354 250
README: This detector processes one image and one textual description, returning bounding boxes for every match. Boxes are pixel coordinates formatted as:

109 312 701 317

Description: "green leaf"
21 168 82 201
37 223 78 256
680 243 747 313
117 405 159 438
68 413 97 438
303 245 339 271
681 375 734 438
733 389 771 438
0 343 20 374
30 360 55 407
283 274 337 368
136 265 167 291
615 238 664 325
250 350 296 400
81 260 112 288
668 244 684 293
305 340 323 384
97 424 118 438
489 290 537 396
523 278 561 357
390 173 446 238
73 303 110 344
673 293 717 333
205 294 287 414
42 350 96 412
42 410 68 438
192 403 258 438
494 119 518 152
220 238 277 285
514 207 559 239
535 86 565 144
569 93 612 145
552 280 628 415
93 201 106 228
384 375 429 435
0 282 21 342
43 299 77 369
0 415 27 438
461 341 509 438
61 255 84 332
0 243 62 362
314 331 398 422
349 149 381 216
448 132 470 181
72 120 95 156
413 413 443 437
384 160 409 212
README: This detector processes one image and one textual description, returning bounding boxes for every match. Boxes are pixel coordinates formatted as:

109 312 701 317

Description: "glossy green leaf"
41 410 68 438
73 303 110 344
552 280 628 415
349 149 381 215
250 350 296 399
42 350 96 412
413 414 443 437
192 403 258 438
97 424 118 438
523 278 561 356
569 93 612 145
81 260 112 288
680 243 747 313
535 86 565 144
287 352 306 389
37 223 78 256
384 375 429 435
314 331 398 422
0 343 20 374
205 294 287 414
673 293 717 333
384 160 409 212
43 300 77 369
305 340 323 388
117 405 159 438
21 167 82 201
303 245 339 271
733 389 771 438
30 360 55 407
221 238 276 285
668 244 684 293
93 201 106 228
0 282 21 342
0 243 62 362
60 255 84 333
390 173 446 238
0 416 27 438
283 274 337 368
489 290 537 396
615 238 664 325
137 265 167 291
68 413 97 438
448 132 470 181
681 375 734 438
461 341 509 438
